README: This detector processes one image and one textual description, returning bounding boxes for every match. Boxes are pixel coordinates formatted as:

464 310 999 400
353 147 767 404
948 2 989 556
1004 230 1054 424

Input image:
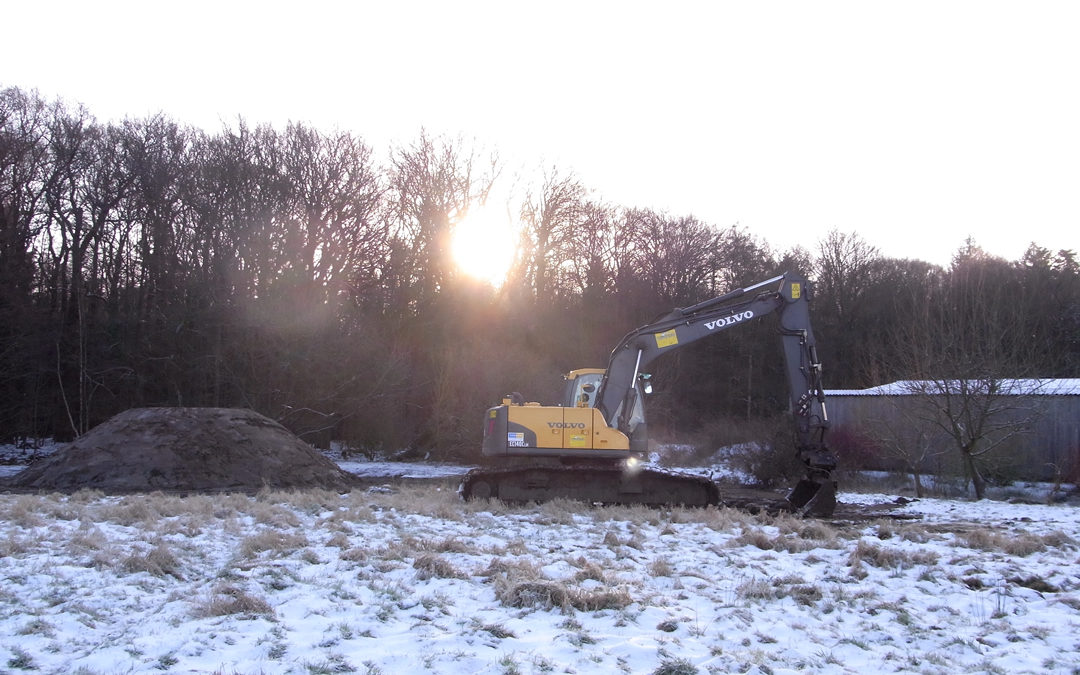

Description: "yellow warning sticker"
654 329 679 348
791 282 801 299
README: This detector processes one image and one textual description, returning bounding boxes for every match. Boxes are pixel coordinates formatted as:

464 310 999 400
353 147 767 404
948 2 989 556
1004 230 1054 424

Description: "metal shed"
823 379 1080 482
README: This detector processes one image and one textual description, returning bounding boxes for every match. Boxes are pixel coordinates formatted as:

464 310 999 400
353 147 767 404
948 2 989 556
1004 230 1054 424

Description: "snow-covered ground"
1 484 1078 674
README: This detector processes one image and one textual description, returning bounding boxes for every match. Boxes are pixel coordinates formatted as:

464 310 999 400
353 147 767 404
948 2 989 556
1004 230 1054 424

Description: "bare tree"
0 87 56 439
895 378 1041 499
861 382 961 497
43 110 134 435
518 167 585 303
558 201 619 302
812 229 882 385
630 210 721 307
814 229 879 319
386 130 497 312
890 250 1043 499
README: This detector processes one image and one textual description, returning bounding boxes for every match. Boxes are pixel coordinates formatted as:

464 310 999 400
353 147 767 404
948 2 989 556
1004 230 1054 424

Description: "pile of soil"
7 407 355 493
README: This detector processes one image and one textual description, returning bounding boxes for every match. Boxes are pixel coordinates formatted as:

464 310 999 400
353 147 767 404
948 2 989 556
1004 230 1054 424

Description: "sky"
5 0 1078 266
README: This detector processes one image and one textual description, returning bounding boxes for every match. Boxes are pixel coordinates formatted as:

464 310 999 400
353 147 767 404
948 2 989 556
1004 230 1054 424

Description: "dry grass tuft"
537 499 581 525
7 495 47 528
849 540 903 568
121 541 183 579
419 536 474 554
593 503 660 525
572 559 608 583
339 547 368 563
700 506 757 532
1008 575 1059 593
1039 530 1078 549
960 529 1057 557
413 553 467 580
648 557 674 577
497 579 571 610
736 577 776 602
194 584 275 619
322 502 376 526
240 529 309 558
0 532 34 557
67 524 109 554
92 497 162 527
729 528 823 554
325 532 350 548
482 556 544 581
248 501 302 528
847 539 939 569
258 487 343 515
485 555 631 611
569 585 633 611
495 577 632 611
370 482 466 520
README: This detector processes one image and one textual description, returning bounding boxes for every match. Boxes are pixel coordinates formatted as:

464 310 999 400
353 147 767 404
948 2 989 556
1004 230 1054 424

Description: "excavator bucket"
786 478 837 517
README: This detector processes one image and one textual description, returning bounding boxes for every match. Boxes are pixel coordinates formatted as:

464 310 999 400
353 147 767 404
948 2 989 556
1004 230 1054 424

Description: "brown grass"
121 541 183 579
573 559 609 582
847 539 939 568
484 555 632 611
193 584 274 619
6 495 47 528
239 529 309 558
496 579 571 609
728 528 826 553
960 529 1077 557
413 553 467 580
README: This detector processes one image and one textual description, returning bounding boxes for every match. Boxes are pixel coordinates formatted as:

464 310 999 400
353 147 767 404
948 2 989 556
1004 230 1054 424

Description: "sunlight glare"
451 205 517 287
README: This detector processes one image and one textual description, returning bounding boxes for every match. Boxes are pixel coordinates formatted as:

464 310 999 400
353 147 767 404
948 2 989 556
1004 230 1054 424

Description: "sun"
451 204 517 287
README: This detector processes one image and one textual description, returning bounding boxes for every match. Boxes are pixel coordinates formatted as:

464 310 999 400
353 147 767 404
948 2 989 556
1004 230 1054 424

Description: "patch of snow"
337 460 472 479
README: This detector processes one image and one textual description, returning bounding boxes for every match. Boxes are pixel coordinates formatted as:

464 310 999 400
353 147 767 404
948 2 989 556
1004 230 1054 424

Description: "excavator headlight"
624 456 642 474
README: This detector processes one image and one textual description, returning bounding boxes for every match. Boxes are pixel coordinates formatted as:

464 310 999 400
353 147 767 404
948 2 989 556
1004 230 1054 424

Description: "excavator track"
460 462 721 507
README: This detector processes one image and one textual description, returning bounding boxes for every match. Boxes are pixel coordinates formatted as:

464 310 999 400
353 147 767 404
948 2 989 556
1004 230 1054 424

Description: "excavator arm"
595 272 837 514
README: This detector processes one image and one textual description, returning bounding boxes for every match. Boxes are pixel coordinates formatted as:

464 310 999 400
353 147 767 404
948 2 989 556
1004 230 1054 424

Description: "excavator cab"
562 369 605 408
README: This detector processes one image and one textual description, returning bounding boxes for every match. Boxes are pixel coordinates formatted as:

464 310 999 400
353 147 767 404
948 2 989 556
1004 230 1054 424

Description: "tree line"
2 85 1078 460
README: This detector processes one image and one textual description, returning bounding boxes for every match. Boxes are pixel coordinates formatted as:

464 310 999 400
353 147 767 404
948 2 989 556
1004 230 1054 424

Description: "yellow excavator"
460 272 838 516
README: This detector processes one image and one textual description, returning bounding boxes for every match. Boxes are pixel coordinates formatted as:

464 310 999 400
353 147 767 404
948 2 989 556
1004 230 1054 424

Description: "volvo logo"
704 310 754 330
547 422 586 429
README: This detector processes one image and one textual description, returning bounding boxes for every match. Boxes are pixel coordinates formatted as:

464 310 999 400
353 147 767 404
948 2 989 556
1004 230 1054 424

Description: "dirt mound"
8 407 355 493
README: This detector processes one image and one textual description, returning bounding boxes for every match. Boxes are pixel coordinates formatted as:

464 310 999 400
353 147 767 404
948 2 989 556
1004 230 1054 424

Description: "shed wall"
825 394 1080 482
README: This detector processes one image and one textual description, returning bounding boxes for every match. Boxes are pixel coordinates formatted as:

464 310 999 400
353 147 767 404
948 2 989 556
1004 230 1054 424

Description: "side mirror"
639 373 653 395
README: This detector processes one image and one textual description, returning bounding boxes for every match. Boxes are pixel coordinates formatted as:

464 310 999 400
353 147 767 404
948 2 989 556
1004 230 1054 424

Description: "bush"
673 413 825 487
826 425 879 473
719 417 808 488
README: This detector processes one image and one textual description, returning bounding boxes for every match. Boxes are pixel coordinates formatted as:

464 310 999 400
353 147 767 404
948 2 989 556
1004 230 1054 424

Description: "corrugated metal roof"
825 379 1080 397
